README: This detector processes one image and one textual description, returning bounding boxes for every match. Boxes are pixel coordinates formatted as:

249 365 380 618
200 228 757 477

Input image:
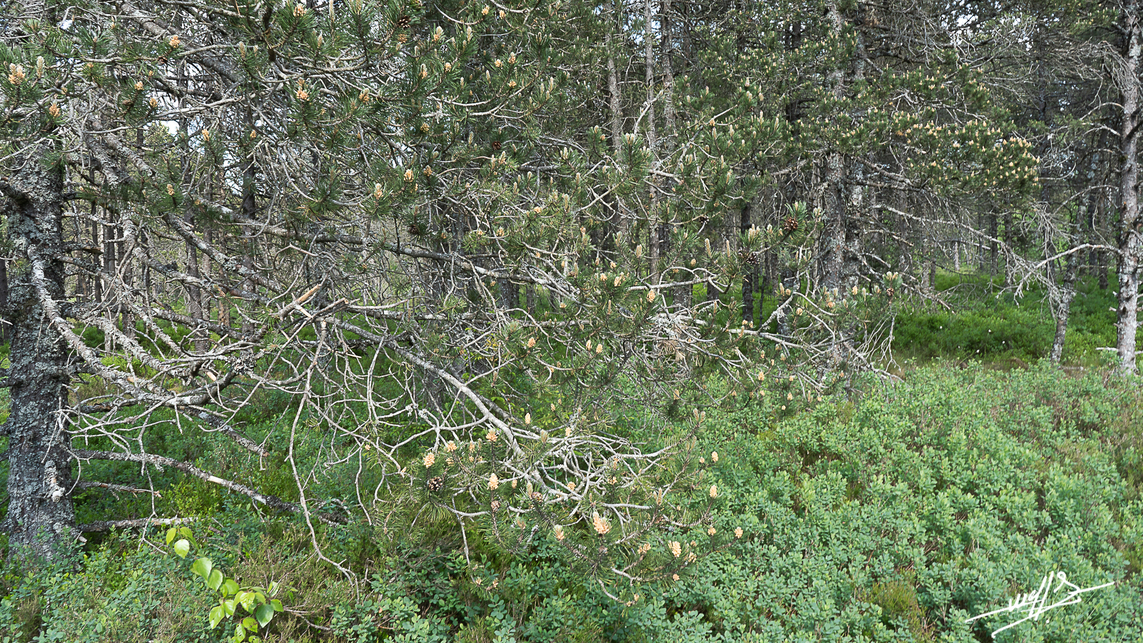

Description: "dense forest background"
1 0 1142 640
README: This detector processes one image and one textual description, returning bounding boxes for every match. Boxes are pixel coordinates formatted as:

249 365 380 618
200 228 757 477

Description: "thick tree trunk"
1 151 77 560
1116 0 1142 374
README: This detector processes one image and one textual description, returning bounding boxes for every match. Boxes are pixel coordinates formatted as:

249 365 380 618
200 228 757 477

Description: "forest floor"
0 273 1140 642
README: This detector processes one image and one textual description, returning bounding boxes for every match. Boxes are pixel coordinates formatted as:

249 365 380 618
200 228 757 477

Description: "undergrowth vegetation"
2 364 1141 641
892 272 1127 365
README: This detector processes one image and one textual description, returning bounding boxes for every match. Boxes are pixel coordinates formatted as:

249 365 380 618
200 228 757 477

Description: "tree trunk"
645 0 659 280
0 259 8 343
1 149 77 560
988 212 999 275
661 0 675 141
605 0 625 246
606 1 622 158
241 110 258 336
1099 188 1110 290
1050 241 1080 364
741 202 755 324
90 210 102 303
1116 0 1142 374
821 0 863 295
184 218 206 352
654 0 674 284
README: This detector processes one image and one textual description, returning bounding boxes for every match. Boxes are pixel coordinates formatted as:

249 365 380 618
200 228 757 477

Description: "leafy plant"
167 528 286 643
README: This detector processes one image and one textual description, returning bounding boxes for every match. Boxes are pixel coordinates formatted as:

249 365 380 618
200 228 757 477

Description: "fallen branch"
72 449 344 525
77 480 163 497
78 516 194 532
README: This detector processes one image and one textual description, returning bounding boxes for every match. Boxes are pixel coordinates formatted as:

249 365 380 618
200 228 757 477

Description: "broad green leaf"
208 605 224 629
239 591 256 612
208 568 224 591
270 599 283 612
254 603 275 627
267 581 278 595
222 579 240 596
242 616 258 632
192 557 213 579
165 528 177 546
234 622 246 642
172 539 191 559
254 591 266 605
223 599 237 616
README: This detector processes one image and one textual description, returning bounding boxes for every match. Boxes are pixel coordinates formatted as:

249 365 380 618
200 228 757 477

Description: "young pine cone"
782 216 799 233
396 15 411 28
426 475 444 491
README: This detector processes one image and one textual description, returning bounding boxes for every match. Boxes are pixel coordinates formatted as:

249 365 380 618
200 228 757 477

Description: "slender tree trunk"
645 0 659 280
1 148 78 560
1003 208 1014 285
661 0 675 141
606 1 622 157
241 108 258 336
1116 0 1142 373
102 207 119 351
116 208 134 340
988 212 999 274
1050 237 1080 364
1098 191 1110 289
184 215 206 351
0 259 8 343
90 210 102 303
605 0 625 245
654 0 674 284
644 0 656 154
741 202 755 324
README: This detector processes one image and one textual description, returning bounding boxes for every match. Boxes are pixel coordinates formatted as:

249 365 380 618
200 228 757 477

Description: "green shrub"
892 272 1133 365
3 364 1141 642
